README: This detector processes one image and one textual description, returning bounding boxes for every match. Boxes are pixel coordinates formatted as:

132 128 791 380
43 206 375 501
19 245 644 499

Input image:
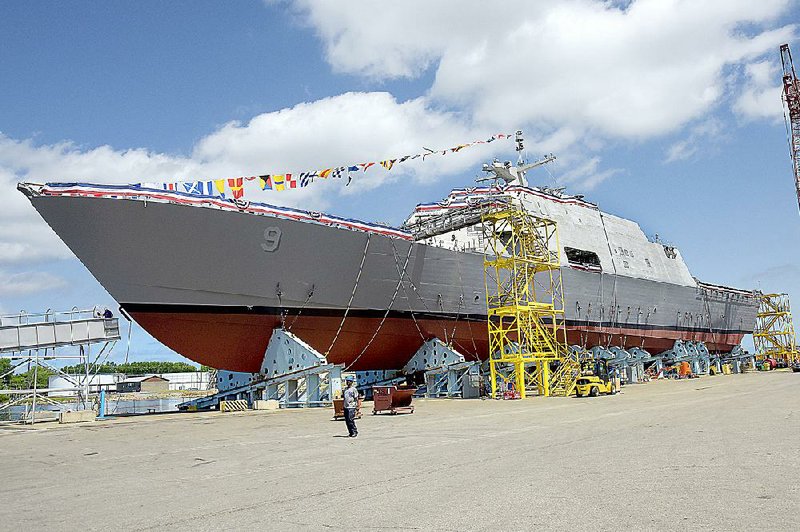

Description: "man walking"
343 376 359 437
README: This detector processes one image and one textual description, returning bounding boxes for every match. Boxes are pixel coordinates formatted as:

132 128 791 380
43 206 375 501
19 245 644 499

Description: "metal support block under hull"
657 340 713 375
179 328 343 411
424 361 481 399
403 338 466 374
720 345 756 373
404 339 480 399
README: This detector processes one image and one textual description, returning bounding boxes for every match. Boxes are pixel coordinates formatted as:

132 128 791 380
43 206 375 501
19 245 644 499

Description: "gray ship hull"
24 190 758 372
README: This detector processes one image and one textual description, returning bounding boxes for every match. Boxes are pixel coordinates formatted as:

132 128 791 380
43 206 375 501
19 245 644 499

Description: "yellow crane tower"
482 202 581 398
753 293 798 366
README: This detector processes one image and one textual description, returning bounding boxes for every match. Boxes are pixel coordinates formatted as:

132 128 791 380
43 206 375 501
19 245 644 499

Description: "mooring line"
326 233 371 356
389 238 427 341
345 239 415 371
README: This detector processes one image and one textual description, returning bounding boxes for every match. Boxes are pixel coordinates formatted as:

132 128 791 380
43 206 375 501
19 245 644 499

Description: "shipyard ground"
1 371 797 531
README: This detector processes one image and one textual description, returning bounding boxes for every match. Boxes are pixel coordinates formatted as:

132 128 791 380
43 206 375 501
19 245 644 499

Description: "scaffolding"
753 293 798 366
482 204 579 398
0 308 121 423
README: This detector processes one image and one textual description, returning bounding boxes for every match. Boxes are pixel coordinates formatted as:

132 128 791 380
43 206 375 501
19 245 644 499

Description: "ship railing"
404 196 514 240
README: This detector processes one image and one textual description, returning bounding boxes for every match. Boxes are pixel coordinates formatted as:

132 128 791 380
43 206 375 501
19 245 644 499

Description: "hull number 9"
261 227 282 252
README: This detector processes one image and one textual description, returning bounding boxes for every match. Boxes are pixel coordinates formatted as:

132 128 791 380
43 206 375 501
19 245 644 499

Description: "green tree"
61 360 202 375
6 366 52 389
0 358 11 388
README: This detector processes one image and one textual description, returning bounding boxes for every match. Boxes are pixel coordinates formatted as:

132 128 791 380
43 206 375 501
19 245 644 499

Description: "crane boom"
780 43 800 211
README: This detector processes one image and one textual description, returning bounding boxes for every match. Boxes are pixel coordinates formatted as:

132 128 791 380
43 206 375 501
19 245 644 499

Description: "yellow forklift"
575 358 619 397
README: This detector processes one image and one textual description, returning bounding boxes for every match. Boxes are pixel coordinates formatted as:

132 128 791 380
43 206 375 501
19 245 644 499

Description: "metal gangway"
0 307 121 423
0 308 120 354
403 196 509 240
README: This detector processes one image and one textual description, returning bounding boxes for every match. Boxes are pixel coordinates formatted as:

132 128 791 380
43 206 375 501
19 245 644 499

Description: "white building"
157 372 212 391
48 371 212 396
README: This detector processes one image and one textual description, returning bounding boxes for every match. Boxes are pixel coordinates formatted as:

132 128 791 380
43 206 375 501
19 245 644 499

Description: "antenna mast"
515 129 524 165
478 130 556 187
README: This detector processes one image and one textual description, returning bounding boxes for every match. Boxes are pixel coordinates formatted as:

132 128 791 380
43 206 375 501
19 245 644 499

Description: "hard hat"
345 376 355 383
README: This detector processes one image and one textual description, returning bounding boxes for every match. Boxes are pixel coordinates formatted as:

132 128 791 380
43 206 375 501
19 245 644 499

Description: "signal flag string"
140 133 515 201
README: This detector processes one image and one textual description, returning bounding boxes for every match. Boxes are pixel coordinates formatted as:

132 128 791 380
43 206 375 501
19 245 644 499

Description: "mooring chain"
454 247 483 361
344 239 415 371
448 294 463 347
448 295 481 363
390 238 433 314
464 319 480 362
436 293 450 342
326 233 371 356
287 284 315 332
389 237 427 341
389 237 440 343
448 252 470 350
275 283 287 328
597 210 618 335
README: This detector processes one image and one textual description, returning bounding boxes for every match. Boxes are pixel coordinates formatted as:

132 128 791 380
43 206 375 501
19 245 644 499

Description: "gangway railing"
0 308 120 354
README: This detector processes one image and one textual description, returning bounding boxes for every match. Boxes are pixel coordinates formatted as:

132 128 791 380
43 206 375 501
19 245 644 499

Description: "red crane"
780 43 800 211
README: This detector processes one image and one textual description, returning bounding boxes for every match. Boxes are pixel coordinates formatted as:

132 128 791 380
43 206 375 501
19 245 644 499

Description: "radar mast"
477 130 556 187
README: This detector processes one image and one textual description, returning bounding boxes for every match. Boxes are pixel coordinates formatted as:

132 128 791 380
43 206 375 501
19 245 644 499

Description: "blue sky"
1 0 799 363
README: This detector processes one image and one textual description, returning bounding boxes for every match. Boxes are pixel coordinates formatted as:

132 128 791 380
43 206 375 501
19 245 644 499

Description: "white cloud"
291 0 795 138
191 92 512 193
0 167 72 264
664 139 695 163
0 270 67 296
733 60 786 121
0 92 522 264
0 224 72 264
664 119 725 163
0 137 197 185
557 156 622 190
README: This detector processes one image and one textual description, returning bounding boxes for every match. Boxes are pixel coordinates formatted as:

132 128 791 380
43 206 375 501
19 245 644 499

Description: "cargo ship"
18 159 759 373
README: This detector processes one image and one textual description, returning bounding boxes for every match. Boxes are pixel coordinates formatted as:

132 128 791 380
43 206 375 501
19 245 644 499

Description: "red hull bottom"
130 310 746 373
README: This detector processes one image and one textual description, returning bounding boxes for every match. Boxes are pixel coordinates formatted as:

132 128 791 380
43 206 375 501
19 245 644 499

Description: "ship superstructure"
403 159 758 354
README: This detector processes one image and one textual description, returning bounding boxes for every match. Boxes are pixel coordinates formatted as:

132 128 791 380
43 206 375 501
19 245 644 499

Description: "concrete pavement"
0 371 798 531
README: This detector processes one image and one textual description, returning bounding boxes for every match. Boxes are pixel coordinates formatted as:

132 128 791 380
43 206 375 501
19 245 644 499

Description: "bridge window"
564 247 602 271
